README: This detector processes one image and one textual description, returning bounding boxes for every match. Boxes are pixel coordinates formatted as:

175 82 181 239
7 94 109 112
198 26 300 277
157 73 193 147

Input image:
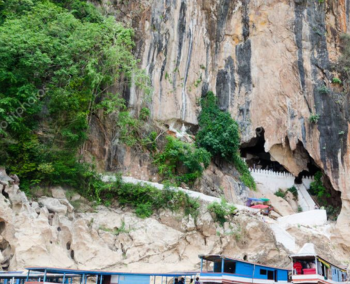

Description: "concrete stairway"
295 184 316 211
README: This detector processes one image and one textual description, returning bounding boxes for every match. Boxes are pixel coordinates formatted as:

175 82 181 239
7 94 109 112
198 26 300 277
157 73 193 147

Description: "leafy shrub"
298 205 303 212
332 77 342 84
139 107 151 121
325 205 341 221
207 197 236 226
197 91 256 190
92 177 201 219
309 171 330 199
288 186 298 199
141 131 158 152
317 85 330 94
309 113 320 123
135 203 153 218
197 92 240 159
233 155 256 190
275 189 286 199
154 136 211 185
117 111 141 147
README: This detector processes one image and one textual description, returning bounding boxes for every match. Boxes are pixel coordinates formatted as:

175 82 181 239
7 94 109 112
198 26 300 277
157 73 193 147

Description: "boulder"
51 187 66 199
38 197 68 215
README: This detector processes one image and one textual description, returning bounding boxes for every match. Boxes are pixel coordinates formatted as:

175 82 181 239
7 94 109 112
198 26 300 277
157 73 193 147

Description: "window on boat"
224 261 236 274
213 261 221 272
261 269 267 275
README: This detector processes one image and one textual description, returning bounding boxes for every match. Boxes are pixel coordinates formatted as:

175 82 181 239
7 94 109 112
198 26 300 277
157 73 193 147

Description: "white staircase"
295 184 315 211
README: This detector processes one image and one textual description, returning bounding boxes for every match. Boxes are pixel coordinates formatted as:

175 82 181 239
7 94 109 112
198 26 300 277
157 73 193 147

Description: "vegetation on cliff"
197 91 256 190
0 0 252 217
92 176 201 219
154 136 211 186
0 0 149 190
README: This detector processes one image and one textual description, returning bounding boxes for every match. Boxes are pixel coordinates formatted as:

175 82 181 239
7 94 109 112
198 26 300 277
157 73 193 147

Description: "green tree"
309 171 330 200
154 136 211 185
0 0 149 190
196 92 240 160
196 92 256 190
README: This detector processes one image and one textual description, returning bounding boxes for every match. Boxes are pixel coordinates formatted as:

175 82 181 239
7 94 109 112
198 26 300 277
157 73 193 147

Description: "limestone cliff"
86 0 350 252
0 169 348 272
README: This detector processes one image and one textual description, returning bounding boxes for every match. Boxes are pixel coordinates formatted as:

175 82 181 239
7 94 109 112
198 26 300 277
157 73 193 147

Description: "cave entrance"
240 128 288 172
295 160 320 184
241 129 342 219
291 145 342 218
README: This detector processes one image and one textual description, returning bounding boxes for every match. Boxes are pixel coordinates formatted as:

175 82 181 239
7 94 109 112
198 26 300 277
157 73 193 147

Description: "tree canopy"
0 0 149 190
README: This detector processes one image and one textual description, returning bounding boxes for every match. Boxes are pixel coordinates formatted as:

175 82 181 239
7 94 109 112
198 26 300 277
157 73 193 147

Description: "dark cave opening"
1 188 9 199
295 160 320 184
240 128 342 219
240 128 288 172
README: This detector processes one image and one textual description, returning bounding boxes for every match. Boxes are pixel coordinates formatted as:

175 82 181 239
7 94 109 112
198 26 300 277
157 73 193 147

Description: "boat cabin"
0 271 76 284
198 254 290 284
290 243 347 284
25 267 198 284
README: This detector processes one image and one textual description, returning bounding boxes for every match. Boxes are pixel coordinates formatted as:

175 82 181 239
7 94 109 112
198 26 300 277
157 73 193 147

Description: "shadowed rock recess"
85 0 350 252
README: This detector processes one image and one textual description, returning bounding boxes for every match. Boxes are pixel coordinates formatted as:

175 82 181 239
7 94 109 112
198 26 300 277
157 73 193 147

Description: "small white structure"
250 168 316 211
295 243 317 255
249 168 295 193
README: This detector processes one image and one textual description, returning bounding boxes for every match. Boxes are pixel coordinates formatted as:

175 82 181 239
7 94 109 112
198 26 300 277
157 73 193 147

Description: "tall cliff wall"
89 0 350 250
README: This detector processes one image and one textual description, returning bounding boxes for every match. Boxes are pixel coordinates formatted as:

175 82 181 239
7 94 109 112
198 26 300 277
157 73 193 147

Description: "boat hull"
292 275 346 284
200 273 289 284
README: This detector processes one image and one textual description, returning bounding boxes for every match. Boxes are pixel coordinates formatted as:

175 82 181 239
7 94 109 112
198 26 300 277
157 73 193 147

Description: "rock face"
84 0 350 250
0 169 348 271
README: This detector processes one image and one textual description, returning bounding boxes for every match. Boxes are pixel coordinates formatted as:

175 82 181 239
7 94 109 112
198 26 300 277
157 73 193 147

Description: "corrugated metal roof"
198 255 290 271
0 272 77 279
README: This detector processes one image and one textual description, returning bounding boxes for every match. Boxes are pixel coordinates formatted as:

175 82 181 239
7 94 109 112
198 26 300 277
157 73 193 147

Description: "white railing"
249 168 295 193
249 168 294 178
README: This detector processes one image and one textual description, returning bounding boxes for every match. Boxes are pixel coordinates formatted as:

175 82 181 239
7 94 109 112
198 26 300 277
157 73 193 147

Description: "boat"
23 267 197 284
0 271 77 284
198 254 290 284
290 243 347 284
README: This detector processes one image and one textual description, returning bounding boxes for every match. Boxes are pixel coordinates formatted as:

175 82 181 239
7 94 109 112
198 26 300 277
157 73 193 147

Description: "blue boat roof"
247 198 269 202
0 271 77 279
26 267 198 277
198 255 290 271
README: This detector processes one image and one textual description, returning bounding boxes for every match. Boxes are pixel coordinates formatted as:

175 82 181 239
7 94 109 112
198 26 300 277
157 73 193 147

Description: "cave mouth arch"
240 128 288 172
240 128 342 219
